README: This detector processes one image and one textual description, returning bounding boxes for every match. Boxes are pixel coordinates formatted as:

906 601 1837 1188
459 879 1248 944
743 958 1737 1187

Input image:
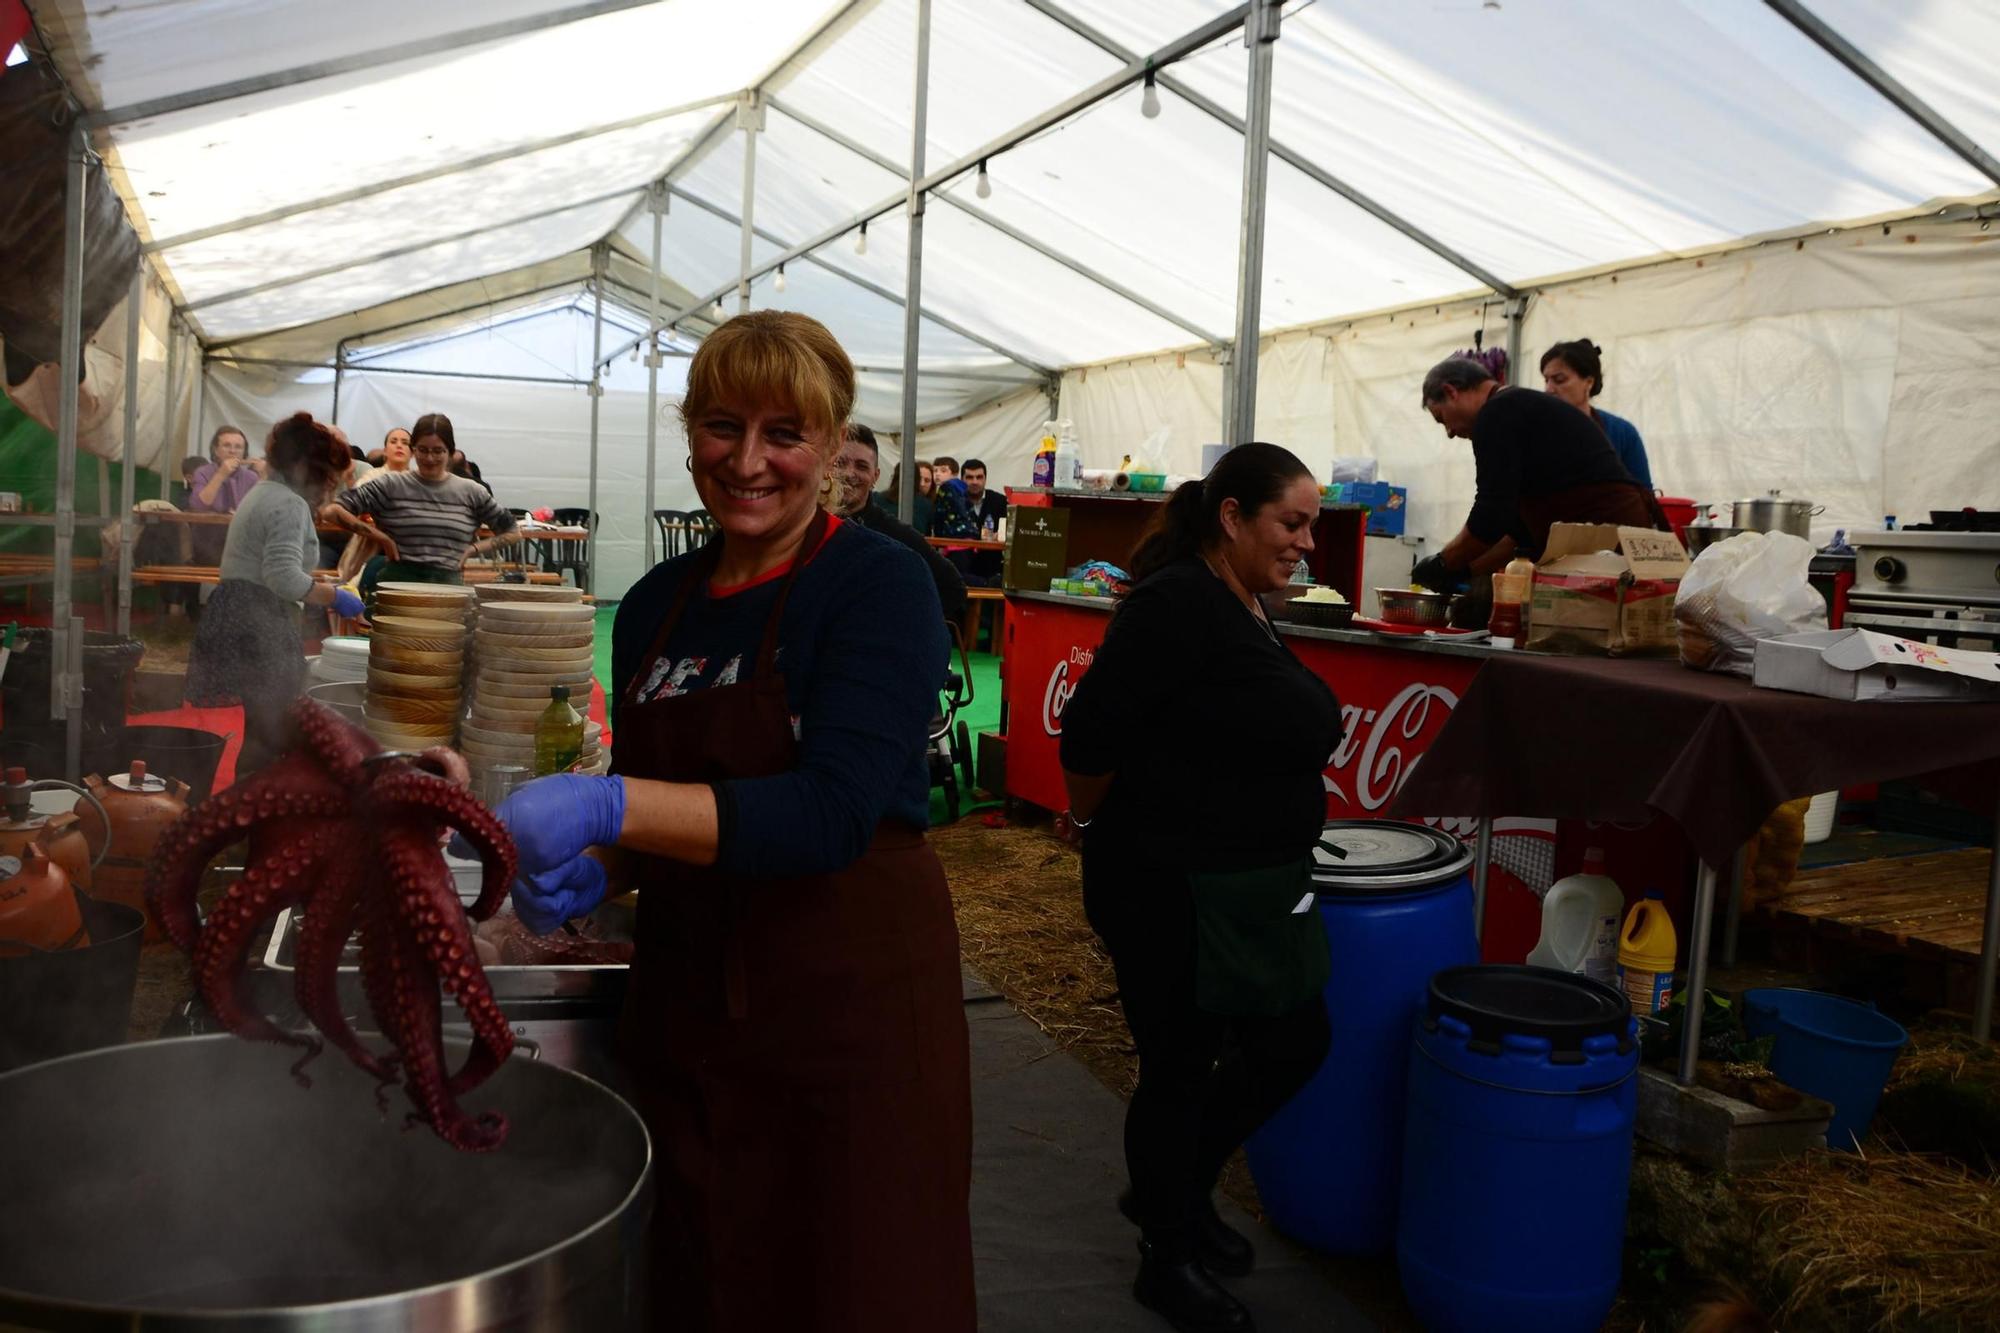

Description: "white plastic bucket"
1804 790 1839 844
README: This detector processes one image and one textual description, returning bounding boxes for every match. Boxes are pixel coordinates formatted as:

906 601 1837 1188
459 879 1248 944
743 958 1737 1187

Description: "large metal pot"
1731 490 1822 538
0 1035 652 1329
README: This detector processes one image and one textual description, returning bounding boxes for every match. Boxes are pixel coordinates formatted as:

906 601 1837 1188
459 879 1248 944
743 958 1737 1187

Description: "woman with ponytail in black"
1058 443 1345 1333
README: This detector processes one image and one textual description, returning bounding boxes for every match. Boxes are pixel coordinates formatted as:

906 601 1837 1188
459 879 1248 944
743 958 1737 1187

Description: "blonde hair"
679 311 854 449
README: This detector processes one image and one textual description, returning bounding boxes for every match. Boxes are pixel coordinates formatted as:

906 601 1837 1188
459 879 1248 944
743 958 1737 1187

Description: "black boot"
1133 1239 1255 1333
1120 1191 1257 1279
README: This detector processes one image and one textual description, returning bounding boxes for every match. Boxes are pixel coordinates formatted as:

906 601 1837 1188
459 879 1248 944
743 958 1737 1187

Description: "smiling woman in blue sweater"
480 311 972 1331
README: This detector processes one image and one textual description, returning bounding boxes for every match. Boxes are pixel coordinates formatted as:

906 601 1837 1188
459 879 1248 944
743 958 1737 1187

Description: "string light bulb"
774 263 787 294
710 298 725 321
855 221 868 256
1141 70 1161 119
628 343 639 363
975 158 992 199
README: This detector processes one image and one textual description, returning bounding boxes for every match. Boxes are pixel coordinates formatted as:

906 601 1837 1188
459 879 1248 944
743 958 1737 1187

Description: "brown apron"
613 508 974 1333
1519 479 1670 555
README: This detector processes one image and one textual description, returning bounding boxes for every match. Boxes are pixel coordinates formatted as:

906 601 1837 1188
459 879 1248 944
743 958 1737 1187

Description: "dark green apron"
1188 855 1329 1017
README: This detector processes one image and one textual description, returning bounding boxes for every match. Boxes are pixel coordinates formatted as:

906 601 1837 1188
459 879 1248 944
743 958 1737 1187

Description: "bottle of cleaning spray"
1033 422 1058 488
1054 420 1082 490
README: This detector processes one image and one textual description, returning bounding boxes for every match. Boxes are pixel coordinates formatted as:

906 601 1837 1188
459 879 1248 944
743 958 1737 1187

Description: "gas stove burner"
1906 509 2000 533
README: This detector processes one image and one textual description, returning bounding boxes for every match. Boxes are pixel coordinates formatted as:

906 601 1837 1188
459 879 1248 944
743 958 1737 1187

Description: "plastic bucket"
0 896 145 1073
1398 966 1638 1333
109 725 229 804
1741 988 1906 1148
0 629 145 771
1803 791 1838 844
1246 821 1477 1254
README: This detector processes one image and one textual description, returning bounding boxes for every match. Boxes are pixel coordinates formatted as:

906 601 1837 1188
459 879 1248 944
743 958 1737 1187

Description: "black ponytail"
1127 442 1314 583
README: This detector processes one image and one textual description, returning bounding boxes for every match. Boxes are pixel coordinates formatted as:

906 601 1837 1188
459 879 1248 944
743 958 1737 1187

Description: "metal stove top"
1849 527 2000 647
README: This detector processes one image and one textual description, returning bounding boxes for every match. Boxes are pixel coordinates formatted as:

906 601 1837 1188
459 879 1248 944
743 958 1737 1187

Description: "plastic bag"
1673 532 1827 676
1328 456 1378 485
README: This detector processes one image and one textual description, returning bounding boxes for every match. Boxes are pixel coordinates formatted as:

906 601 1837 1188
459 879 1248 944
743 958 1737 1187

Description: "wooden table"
926 536 1006 552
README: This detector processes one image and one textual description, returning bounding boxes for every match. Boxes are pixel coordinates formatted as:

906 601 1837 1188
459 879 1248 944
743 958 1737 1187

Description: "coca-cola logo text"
1042 646 1094 736
1323 682 1459 812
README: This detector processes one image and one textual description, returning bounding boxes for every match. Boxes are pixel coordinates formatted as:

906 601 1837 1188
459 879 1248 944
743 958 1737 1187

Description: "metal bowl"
1274 593 1356 629
1375 587 1453 627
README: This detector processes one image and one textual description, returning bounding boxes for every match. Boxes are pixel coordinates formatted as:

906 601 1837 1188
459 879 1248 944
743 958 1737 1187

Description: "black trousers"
1084 847 1331 1261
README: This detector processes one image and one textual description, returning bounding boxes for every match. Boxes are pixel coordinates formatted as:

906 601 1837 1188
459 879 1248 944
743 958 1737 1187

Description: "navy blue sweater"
611 519 946 878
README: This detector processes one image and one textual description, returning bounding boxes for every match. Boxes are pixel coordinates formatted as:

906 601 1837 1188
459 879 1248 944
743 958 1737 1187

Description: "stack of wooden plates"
365 607 469 751
472 582 585 606
462 597 598 775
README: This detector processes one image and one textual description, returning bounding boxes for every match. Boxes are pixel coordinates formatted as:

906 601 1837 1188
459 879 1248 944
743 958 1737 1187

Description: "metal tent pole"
117 267 143 638
1974 789 2000 1041
187 348 206 458
53 128 89 782
736 95 762 316
1471 815 1494 943
898 0 933 527
1226 0 1282 447
1503 295 1527 386
1678 860 1724 1084
586 247 606 588
161 317 180 502
644 185 666 569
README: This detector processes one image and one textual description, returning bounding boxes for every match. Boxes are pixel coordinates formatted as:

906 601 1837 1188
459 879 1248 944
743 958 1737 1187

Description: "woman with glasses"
323 411 519 598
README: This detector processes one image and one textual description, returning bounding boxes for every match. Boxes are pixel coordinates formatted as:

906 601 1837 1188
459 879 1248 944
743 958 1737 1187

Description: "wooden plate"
473 584 583 603
475 667 596 688
366 695 461 724
368 643 464 669
475 629 594 651
476 602 595 624
365 719 457 744
368 667 463 696
476 645 593 666
377 581 474 602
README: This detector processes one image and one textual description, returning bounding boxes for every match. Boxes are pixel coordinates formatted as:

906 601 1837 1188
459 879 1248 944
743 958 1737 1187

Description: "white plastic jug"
1526 848 1624 985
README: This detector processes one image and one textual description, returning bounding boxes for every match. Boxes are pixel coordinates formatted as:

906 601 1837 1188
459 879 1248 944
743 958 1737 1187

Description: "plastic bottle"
1053 421 1082 491
1488 556 1536 650
1527 847 1625 985
1617 892 1679 1016
533 685 586 777
1032 422 1057 488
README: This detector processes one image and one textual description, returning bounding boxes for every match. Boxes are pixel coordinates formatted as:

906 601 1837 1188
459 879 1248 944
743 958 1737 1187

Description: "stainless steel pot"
1683 524 1751 556
1731 490 1822 538
0 1035 652 1330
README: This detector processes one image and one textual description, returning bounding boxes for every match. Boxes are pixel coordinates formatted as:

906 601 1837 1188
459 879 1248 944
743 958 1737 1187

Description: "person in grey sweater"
187 413 364 774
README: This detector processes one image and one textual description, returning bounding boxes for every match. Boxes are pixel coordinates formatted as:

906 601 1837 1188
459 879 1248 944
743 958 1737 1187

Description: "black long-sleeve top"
1059 557 1344 874
853 497 968 623
1466 388 1636 545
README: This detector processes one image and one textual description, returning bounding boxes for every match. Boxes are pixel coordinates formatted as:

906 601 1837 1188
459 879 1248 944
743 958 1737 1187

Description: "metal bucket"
0 1035 652 1329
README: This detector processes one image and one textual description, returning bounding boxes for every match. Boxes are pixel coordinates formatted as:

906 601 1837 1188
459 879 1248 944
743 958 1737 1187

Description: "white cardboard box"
1753 628 2000 702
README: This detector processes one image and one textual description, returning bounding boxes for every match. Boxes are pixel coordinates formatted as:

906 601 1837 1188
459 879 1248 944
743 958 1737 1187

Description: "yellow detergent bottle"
1617 893 1678 1017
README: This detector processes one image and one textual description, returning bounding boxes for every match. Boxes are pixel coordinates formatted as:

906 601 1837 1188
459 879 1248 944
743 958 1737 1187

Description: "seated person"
833 425 967 624
958 457 1007 583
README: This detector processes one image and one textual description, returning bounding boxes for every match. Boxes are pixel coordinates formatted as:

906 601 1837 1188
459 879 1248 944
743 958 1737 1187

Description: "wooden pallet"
1755 848 1996 963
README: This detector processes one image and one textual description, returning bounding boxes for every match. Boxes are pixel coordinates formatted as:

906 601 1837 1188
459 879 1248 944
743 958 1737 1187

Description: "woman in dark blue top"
482 311 972 1331
1541 337 1654 488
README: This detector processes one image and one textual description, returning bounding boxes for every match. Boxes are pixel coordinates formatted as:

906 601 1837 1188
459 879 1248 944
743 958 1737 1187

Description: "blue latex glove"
456 774 627 933
331 587 366 619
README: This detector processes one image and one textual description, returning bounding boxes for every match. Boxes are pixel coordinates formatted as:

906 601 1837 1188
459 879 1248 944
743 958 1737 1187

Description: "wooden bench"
963 587 1005 653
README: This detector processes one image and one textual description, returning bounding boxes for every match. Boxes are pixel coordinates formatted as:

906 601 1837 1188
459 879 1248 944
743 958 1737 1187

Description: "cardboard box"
1003 506 1070 591
1326 481 1409 535
1527 524 1690 656
1753 628 2000 701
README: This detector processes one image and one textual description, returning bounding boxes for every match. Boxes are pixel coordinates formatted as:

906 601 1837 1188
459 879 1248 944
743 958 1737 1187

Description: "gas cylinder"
79 761 189 939
0 844 90 956
0 767 95 893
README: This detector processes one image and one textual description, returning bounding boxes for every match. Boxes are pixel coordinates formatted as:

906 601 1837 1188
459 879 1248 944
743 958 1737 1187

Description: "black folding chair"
546 507 595 592
653 509 691 561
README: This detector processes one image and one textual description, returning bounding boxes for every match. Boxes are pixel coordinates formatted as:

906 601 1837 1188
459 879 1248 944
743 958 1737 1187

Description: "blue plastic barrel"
1398 965 1638 1333
1246 821 1476 1254
1741 987 1907 1149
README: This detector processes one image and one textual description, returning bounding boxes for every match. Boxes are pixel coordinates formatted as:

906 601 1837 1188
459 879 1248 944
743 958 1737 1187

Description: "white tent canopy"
20 0 2000 604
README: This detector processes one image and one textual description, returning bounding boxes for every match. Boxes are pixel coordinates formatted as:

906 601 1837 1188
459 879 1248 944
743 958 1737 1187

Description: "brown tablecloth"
1391 654 2000 868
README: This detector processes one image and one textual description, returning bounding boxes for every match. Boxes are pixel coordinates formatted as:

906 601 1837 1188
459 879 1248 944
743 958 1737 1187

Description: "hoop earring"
684 455 692 472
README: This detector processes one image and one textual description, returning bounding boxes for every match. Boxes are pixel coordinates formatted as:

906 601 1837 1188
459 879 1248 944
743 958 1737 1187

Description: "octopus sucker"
146 700 521 1150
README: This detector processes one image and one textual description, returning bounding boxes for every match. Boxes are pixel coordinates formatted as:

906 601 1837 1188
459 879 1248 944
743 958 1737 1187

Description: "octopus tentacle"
292 837 398 1087
144 764 346 952
367 770 518 922
192 824 340 1077
292 699 380 786
379 822 516 1097
365 884 507 1153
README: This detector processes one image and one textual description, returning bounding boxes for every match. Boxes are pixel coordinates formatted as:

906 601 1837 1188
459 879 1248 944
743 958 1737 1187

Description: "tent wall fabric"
1058 218 2000 554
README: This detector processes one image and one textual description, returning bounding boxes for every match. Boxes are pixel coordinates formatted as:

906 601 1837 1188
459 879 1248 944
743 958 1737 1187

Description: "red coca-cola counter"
1002 591 1697 961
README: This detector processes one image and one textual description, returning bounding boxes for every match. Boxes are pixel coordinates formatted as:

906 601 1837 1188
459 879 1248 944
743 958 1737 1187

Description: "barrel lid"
1426 965 1633 1057
1311 820 1472 894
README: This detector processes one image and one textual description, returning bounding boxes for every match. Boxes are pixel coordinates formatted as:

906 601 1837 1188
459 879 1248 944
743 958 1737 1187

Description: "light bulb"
1141 71 1161 119
855 222 868 257
975 159 992 200
774 263 787 294
710 299 725 321
628 344 638 363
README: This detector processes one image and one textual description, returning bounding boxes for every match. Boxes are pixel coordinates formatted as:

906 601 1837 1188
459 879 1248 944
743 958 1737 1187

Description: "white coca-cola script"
1041 646 1094 737
1323 682 1460 813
